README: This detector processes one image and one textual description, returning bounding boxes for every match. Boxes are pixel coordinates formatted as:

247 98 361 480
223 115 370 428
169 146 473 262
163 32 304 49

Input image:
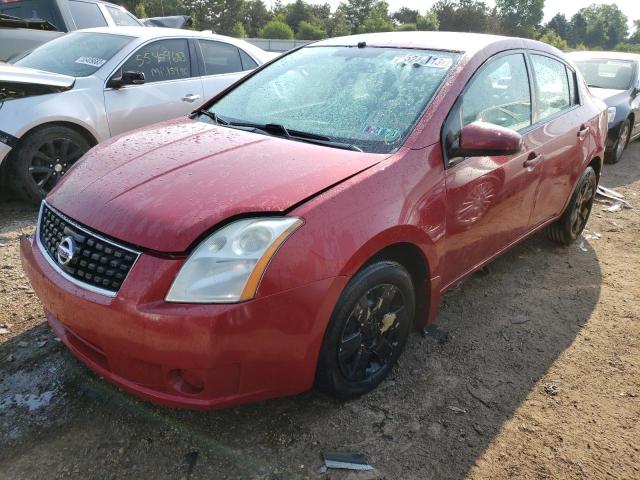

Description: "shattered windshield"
207 46 460 153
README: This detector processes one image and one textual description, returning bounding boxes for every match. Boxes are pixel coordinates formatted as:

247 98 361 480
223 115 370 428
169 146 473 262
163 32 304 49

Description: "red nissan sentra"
21 32 607 409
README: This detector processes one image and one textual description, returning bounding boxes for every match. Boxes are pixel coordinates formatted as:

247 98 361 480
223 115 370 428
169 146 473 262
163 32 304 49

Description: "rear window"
574 59 635 90
68 0 107 29
16 32 132 77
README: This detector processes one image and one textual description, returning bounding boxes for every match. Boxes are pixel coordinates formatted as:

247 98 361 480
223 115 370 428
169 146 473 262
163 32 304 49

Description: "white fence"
244 38 313 52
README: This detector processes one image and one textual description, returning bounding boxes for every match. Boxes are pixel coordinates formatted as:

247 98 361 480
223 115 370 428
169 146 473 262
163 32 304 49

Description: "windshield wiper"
194 113 363 152
196 110 229 125
224 121 363 152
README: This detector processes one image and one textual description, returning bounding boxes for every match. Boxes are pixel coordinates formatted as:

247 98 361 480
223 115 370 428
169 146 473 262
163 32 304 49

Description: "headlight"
607 106 617 124
166 217 303 303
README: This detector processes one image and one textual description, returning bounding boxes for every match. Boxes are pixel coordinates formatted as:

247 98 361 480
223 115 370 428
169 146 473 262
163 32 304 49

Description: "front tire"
8 126 91 204
545 166 597 245
316 261 415 399
606 119 631 164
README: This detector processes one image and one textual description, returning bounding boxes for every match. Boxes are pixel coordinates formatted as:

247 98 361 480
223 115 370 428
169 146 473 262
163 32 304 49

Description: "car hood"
0 64 74 100
48 118 386 253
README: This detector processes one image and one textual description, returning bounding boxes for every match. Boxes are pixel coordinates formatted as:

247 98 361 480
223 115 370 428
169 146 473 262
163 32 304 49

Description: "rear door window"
121 39 191 83
68 0 107 29
530 54 571 122
197 40 243 75
105 5 141 26
239 49 258 70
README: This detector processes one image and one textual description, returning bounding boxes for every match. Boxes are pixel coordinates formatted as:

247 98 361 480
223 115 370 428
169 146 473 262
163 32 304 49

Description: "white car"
0 26 274 202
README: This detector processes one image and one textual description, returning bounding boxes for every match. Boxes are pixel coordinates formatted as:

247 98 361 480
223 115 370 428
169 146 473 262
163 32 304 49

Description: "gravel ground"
0 145 638 479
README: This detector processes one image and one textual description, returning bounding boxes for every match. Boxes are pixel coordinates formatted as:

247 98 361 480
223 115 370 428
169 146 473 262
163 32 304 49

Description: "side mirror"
107 69 145 89
454 121 523 157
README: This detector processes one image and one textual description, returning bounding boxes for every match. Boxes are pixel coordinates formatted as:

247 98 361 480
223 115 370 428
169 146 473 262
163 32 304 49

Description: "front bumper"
21 234 346 409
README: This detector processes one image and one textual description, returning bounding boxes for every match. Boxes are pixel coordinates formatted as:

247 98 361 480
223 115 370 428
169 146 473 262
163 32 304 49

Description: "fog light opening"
169 369 205 395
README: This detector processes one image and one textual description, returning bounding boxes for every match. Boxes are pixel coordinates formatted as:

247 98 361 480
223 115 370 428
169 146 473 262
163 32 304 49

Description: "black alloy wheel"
316 261 415 398
545 166 597 245
607 118 631 164
337 284 406 382
9 125 91 204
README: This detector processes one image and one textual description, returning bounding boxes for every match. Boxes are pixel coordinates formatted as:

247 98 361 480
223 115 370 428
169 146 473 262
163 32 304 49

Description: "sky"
280 0 640 31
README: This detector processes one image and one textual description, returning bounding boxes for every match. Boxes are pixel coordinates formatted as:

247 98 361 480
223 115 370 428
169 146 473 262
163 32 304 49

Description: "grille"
38 203 140 295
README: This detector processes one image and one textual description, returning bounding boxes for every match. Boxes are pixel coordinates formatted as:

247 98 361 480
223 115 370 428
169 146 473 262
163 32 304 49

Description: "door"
441 52 541 287
195 39 253 101
104 38 204 137
527 54 589 226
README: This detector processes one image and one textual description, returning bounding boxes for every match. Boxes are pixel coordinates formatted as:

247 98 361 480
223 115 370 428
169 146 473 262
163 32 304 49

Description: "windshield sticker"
392 54 452 69
75 56 107 68
363 126 401 143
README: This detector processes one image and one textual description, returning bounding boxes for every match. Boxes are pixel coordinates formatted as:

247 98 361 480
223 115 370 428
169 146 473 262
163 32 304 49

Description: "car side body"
20 32 607 409
568 51 640 163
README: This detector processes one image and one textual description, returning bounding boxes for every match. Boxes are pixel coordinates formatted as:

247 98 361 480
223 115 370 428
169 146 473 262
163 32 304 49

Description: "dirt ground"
0 145 638 480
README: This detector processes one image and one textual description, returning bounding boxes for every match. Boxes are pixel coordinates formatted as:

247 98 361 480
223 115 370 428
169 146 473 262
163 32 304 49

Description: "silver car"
0 26 274 202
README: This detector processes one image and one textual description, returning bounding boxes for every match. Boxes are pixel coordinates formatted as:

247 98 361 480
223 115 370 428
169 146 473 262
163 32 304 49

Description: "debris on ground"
511 315 530 324
447 406 467 414
320 452 373 472
422 324 449 344
544 383 560 396
596 185 632 210
578 240 588 252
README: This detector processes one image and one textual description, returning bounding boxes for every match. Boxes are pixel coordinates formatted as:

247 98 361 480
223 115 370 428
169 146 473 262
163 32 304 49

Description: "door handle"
181 94 201 103
523 152 543 168
578 124 590 139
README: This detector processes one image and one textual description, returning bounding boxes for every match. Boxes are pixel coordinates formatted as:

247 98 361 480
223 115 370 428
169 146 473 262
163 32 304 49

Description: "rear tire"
316 261 415 399
606 119 630 164
8 125 91 204
545 166 597 245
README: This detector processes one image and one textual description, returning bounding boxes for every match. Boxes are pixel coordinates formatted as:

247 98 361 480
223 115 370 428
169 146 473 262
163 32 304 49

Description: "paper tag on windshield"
425 56 453 69
75 56 107 68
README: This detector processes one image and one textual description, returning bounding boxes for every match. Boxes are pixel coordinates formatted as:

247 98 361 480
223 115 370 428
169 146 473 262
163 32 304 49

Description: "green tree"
579 4 629 49
433 0 490 33
134 2 147 18
230 21 246 37
495 0 544 38
338 0 375 31
326 9 352 36
416 9 439 31
356 1 393 33
567 12 587 46
243 0 270 37
538 29 568 50
396 23 417 31
297 20 326 39
392 7 418 25
285 0 313 32
630 20 640 44
546 13 568 39
259 18 294 39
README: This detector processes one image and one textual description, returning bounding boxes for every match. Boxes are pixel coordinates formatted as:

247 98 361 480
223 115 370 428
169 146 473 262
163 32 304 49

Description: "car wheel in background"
545 166 597 245
8 125 91 204
606 119 631 164
316 261 415 399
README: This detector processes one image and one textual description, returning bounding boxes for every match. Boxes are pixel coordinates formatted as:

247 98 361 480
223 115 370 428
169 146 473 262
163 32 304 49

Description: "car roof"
567 51 640 62
78 26 248 45
312 31 554 56
75 26 267 57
